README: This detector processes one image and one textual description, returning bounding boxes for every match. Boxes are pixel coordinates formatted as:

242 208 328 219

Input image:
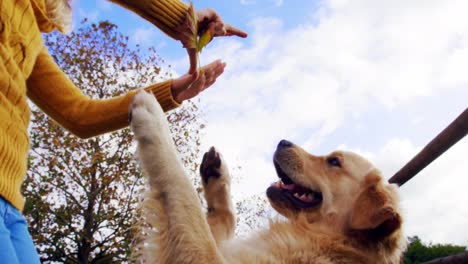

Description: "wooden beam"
389 108 468 186
421 251 468 264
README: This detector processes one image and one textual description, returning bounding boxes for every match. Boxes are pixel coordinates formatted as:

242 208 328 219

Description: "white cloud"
173 0 468 245
96 0 113 11
130 27 167 49
240 0 284 7
76 8 99 23
272 0 283 7
240 0 255 5
196 0 468 155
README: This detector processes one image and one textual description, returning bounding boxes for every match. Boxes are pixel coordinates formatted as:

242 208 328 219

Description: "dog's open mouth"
267 161 323 209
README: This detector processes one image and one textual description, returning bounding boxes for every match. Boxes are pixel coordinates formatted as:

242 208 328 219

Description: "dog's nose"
277 139 293 149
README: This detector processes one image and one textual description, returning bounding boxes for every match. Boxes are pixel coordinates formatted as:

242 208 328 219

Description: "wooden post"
389 108 468 186
421 251 468 264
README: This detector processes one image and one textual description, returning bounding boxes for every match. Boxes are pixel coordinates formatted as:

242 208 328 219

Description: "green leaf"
197 30 212 53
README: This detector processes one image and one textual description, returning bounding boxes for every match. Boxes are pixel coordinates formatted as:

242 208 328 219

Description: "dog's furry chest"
218 227 368 264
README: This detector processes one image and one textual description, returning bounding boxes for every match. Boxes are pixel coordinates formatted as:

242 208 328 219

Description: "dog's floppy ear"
348 172 401 239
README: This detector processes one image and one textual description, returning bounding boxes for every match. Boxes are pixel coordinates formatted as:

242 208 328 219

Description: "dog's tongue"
279 181 310 194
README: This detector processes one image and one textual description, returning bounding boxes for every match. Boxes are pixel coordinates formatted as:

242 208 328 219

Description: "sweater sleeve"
26 48 180 139
108 0 190 40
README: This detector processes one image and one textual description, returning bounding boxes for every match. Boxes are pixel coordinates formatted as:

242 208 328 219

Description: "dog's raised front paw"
200 147 235 238
200 147 230 186
129 91 168 143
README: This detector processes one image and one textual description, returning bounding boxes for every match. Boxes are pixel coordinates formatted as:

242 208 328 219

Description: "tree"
235 194 270 237
23 20 204 263
404 236 467 264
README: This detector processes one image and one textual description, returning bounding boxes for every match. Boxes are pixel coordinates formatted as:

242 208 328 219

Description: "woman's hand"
186 8 247 77
171 59 226 103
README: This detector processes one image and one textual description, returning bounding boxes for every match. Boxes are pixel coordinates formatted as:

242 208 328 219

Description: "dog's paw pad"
200 147 222 184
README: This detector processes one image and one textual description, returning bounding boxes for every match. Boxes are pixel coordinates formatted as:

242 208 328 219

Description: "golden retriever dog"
129 91 406 264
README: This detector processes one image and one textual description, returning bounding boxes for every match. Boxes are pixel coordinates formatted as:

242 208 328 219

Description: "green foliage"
404 236 467 264
23 20 204 263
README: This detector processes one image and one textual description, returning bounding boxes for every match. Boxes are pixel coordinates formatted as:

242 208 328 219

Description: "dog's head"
267 140 402 242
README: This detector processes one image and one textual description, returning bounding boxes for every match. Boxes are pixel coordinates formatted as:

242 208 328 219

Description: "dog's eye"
327 157 341 168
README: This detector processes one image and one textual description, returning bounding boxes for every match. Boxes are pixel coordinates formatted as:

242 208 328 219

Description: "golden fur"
130 91 406 263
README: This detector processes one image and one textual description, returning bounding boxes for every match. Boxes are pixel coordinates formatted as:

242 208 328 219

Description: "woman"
0 0 247 262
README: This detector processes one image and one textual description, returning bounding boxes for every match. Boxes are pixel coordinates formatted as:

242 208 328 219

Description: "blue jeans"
0 196 40 264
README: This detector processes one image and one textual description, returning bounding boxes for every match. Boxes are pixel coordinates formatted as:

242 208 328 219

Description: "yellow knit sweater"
0 0 189 211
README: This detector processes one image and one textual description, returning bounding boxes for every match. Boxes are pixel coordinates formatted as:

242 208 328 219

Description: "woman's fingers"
225 24 248 38
196 8 247 38
203 21 247 38
202 60 225 81
200 61 224 92
172 60 226 102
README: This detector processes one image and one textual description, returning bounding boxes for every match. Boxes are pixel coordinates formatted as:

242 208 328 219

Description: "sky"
73 0 468 246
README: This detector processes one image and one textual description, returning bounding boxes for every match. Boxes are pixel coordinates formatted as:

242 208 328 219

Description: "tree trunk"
78 140 100 263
